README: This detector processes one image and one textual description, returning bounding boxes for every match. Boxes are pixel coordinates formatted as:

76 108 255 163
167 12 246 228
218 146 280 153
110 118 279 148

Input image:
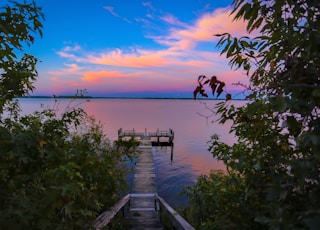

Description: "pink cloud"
55 7 250 70
82 70 138 83
39 6 252 97
160 14 187 27
155 7 249 51
48 63 82 76
85 49 172 68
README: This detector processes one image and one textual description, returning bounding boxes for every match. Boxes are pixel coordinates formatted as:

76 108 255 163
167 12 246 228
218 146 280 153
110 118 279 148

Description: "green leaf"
312 88 320 97
286 116 301 137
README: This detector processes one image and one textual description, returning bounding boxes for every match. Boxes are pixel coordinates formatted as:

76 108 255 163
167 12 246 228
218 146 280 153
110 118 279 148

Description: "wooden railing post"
156 195 195 230
85 194 131 230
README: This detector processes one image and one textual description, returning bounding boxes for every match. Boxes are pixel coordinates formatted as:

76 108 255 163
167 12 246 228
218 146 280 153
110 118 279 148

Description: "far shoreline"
19 96 246 101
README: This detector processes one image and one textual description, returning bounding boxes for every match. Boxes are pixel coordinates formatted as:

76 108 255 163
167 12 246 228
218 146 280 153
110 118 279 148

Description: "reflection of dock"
118 128 174 146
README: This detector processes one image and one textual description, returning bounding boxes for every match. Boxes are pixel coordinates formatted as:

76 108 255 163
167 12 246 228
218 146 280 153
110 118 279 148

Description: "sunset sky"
29 0 251 98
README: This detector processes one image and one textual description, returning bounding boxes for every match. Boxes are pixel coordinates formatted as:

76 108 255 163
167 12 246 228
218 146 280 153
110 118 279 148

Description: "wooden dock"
118 128 174 146
87 129 195 230
126 136 163 229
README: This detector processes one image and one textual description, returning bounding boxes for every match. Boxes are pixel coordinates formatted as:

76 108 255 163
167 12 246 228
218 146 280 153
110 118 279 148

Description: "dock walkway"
126 136 163 229
87 129 194 230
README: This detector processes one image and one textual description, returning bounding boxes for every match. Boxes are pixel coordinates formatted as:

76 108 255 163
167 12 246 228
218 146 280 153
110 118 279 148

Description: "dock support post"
171 143 174 162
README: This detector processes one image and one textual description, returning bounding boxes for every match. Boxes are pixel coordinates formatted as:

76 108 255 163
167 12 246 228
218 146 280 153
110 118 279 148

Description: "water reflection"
18 98 245 208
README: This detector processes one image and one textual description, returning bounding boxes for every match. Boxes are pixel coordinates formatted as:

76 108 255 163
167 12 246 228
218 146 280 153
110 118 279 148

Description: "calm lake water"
18 98 245 208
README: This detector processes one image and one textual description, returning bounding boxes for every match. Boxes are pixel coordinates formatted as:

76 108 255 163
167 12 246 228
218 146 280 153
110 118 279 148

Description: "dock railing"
156 195 195 230
85 194 195 230
118 128 174 138
118 128 174 146
84 194 130 230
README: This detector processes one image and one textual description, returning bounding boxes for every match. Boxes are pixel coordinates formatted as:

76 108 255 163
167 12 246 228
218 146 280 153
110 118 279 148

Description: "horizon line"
19 95 246 100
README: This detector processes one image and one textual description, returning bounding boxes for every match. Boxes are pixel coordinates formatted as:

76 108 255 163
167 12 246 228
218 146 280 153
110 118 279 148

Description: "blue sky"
27 0 250 98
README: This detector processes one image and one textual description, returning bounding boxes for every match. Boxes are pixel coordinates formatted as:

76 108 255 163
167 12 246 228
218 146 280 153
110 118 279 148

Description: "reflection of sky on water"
153 147 196 208
18 98 246 208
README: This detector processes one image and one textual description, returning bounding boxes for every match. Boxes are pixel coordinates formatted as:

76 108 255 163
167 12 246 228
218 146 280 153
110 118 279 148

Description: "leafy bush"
0 1 136 229
186 0 320 229
0 103 135 229
0 0 43 113
183 169 247 229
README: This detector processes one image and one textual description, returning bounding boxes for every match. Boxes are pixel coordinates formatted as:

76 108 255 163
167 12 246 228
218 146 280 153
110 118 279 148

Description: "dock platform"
118 128 174 146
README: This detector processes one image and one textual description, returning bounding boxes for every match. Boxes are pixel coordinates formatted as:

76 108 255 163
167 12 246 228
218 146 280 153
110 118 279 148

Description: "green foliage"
182 170 248 229
115 137 140 161
185 0 320 229
0 0 44 113
0 1 134 229
0 106 130 229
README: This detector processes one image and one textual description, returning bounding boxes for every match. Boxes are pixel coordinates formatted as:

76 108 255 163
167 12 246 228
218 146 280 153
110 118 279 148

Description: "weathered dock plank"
128 211 163 230
127 137 163 230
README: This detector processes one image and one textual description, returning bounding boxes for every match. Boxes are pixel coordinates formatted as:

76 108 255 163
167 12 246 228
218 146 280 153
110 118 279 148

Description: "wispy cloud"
82 70 139 84
103 5 131 23
48 63 83 76
142 2 155 11
160 14 188 27
45 6 250 96
152 7 248 51
103 6 118 17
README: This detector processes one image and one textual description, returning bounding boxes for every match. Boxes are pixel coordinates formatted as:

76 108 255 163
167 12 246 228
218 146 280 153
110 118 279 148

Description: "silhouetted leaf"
193 85 202 100
197 75 206 82
210 84 217 96
216 82 225 98
203 79 210 85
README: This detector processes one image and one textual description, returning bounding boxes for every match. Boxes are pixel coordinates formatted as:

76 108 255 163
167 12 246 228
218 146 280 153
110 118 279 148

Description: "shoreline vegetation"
19 96 246 100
